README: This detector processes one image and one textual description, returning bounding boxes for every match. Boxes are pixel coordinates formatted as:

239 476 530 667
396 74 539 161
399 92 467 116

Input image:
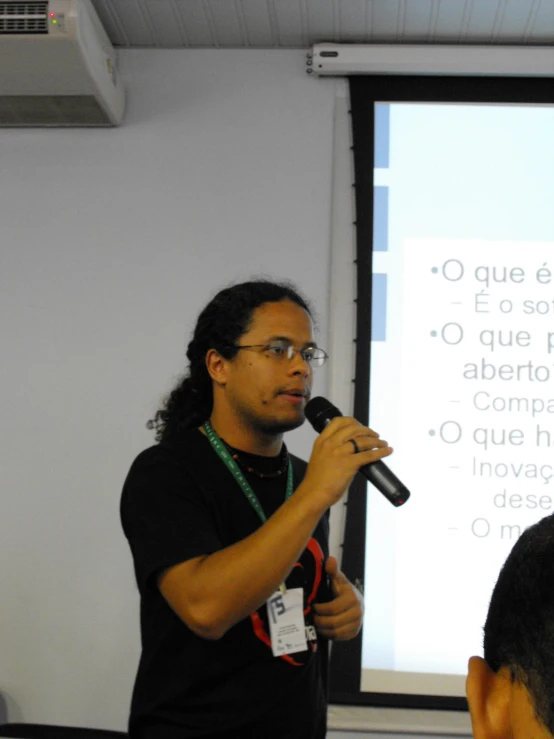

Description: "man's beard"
256 412 306 437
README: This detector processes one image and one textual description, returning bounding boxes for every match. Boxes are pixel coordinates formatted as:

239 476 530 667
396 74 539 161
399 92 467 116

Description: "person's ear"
206 349 228 386
466 656 512 739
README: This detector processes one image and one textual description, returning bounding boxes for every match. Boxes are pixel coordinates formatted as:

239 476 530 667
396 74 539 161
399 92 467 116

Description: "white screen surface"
362 102 554 697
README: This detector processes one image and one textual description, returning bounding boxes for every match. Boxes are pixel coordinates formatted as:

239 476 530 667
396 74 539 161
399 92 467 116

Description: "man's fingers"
350 436 391 452
313 579 364 641
313 609 362 640
320 416 379 440
321 423 394 468
303 413 394 508
325 556 339 580
313 591 360 617
315 623 360 641
313 606 361 630
324 561 351 594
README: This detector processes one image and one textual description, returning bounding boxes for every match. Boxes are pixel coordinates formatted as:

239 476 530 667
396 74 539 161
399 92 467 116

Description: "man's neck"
205 414 283 457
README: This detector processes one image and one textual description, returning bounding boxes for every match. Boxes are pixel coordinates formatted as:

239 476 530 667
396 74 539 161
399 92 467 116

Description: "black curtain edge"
329 72 554 711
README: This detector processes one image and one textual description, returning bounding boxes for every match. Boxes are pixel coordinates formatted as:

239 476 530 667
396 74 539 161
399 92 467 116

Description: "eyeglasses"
231 340 328 368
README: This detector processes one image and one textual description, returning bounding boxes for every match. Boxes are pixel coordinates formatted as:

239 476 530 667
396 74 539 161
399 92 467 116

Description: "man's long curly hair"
484 513 554 734
148 279 313 445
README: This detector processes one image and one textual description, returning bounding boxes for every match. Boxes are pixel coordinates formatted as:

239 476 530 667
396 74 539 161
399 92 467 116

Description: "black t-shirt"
120 427 330 739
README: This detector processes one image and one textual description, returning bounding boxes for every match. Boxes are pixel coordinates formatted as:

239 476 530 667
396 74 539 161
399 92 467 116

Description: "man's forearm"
158 482 326 639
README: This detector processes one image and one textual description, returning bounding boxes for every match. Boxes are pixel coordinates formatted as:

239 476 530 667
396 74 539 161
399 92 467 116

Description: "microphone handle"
359 460 410 507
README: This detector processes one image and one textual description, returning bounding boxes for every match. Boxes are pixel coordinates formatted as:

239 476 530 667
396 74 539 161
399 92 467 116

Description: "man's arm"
159 486 326 639
158 417 390 640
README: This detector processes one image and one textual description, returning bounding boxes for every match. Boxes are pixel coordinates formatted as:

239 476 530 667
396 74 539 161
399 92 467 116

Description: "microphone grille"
305 396 342 433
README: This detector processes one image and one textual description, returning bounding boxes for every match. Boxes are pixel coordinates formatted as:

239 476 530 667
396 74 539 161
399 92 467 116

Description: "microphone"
304 396 410 508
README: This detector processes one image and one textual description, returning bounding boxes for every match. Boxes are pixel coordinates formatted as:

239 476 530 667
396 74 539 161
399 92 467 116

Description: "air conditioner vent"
0 2 48 34
0 0 125 126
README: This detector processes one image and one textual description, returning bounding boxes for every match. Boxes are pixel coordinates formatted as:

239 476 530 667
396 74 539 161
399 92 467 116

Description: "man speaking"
121 279 393 738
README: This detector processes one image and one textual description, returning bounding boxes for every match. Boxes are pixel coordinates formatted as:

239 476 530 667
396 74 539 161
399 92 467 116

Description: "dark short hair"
148 278 314 444
484 513 554 734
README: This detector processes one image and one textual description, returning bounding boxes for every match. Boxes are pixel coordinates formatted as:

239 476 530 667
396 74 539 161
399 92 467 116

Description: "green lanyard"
202 421 294 524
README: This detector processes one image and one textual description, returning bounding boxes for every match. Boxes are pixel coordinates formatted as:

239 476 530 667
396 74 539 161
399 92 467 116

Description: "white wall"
0 49 470 738
0 49 335 730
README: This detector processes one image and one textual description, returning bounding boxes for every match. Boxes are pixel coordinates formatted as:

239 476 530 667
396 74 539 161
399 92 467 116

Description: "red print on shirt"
250 537 324 666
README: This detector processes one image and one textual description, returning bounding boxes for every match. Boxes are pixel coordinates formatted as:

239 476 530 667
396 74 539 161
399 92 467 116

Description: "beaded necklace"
220 439 289 480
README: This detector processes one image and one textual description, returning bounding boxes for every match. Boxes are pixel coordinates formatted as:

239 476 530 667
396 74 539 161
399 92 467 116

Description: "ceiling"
91 0 554 48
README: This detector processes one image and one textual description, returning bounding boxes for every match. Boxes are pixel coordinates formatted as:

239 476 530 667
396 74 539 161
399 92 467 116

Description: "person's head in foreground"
466 513 554 738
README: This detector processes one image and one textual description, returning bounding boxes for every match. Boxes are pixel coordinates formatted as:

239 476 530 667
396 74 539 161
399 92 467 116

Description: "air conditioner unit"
0 0 125 126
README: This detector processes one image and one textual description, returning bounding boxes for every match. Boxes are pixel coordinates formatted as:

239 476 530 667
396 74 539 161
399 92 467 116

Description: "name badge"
266 587 308 657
